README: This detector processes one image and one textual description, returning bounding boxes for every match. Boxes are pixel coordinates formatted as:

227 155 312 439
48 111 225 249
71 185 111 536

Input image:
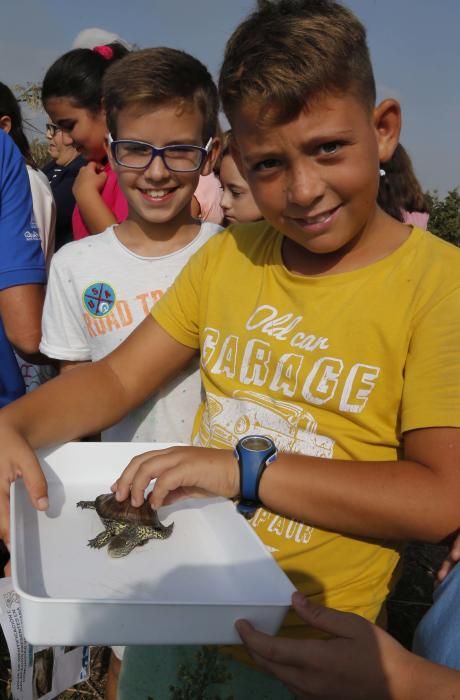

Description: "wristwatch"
235 435 278 516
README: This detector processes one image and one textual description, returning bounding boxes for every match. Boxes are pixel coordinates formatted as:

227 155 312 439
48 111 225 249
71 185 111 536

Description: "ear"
0 115 12 134
373 99 401 163
201 137 221 176
105 135 116 170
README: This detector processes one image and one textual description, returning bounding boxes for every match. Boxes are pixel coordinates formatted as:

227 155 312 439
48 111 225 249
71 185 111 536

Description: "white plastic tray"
11 442 294 645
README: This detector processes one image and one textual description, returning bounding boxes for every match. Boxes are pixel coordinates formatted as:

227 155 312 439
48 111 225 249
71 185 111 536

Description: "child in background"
378 143 430 228
238 534 460 698
38 47 221 699
0 83 57 393
40 41 221 450
41 42 129 239
238 587 460 699
0 82 56 269
412 531 460 671
0 129 46 401
0 128 46 573
219 130 262 225
42 45 224 239
42 122 85 250
192 172 224 224
1 1 460 698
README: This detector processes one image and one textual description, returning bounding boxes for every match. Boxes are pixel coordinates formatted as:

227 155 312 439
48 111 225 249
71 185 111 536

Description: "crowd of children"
0 1 459 698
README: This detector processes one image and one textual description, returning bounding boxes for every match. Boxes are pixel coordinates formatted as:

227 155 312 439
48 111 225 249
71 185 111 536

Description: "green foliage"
13 82 42 111
12 82 49 169
426 188 460 247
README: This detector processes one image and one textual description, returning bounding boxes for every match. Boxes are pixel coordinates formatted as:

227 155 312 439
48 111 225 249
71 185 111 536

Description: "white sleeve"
40 252 91 361
27 168 56 272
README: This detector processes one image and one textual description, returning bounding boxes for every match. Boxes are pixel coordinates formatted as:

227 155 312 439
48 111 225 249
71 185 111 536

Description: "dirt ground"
0 541 449 699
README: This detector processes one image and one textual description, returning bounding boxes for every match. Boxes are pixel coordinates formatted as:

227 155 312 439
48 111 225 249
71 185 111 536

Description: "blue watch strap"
235 435 277 514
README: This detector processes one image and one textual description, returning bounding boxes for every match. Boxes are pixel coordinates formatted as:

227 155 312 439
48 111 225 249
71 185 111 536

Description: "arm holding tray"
0 315 196 543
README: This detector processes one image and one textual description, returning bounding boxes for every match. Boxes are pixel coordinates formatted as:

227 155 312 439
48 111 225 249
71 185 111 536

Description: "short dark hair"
0 82 35 167
103 48 219 141
219 0 376 125
41 43 129 113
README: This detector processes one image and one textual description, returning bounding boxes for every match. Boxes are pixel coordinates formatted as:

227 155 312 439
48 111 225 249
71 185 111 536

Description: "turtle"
76 493 174 558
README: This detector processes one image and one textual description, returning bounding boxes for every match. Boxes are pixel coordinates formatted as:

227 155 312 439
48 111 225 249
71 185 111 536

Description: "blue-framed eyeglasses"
108 134 213 173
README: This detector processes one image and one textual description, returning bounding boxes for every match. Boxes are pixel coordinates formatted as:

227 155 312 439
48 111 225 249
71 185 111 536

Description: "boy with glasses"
39 47 221 699
40 46 220 448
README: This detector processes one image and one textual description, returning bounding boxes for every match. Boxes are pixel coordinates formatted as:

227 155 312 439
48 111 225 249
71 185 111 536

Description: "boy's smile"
232 92 402 273
287 203 343 234
110 103 213 237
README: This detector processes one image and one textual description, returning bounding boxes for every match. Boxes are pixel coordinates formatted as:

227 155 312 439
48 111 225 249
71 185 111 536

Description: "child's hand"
0 425 48 545
72 162 107 200
436 532 460 585
112 446 239 509
236 592 416 700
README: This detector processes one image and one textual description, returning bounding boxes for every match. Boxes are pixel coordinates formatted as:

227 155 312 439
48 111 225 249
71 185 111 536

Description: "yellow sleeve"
402 287 460 431
151 237 213 349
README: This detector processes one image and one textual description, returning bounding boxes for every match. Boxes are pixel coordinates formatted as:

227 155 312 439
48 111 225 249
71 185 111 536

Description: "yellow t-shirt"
152 222 460 634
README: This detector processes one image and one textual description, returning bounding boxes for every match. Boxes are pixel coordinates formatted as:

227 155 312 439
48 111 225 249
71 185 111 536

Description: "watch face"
240 435 273 452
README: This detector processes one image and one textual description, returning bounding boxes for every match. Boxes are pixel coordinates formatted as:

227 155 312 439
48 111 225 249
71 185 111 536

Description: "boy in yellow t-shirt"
0 0 460 697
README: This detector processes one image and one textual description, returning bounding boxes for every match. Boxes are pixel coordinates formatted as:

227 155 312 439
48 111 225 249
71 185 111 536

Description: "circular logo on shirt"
82 282 116 317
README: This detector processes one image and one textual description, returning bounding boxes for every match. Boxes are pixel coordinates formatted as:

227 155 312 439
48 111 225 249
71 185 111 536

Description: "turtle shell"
94 493 159 525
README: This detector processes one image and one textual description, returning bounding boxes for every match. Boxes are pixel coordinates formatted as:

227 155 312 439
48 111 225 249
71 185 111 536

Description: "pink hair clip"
93 45 114 60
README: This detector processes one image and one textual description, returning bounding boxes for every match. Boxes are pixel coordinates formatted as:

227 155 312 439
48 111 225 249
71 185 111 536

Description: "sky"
0 0 458 195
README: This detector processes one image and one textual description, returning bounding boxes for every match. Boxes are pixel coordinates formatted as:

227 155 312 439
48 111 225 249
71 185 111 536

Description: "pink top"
72 167 223 239
193 173 224 225
71 163 128 240
402 210 429 230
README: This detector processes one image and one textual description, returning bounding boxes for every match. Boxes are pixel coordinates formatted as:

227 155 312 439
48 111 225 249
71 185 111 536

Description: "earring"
379 168 386 177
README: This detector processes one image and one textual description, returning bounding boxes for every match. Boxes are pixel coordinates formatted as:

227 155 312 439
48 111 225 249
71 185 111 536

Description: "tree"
425 189 460 247
13 82 49 167
14 82 42 112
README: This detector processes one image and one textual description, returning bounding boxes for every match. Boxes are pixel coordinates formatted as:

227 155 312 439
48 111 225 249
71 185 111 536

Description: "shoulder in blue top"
0 130 46 406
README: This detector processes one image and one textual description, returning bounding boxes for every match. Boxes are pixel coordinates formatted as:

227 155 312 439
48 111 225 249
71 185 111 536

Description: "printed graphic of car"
197 390 334 458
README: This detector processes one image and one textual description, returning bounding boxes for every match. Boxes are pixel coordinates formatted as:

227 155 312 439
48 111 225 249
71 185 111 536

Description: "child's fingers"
236 618 332 697
114 448 180 503
147 465 199 509
449 534 460 561
290 592 362 639
436 556 456 584
0 448 47 542
20 452 49 513
236 619 310 668
114 450 158 500
0 483 11 544
237 638 309 697
144 447 238 508
95 171 108 186
435 533 460 585
130 461 165 506
115 446 237 509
